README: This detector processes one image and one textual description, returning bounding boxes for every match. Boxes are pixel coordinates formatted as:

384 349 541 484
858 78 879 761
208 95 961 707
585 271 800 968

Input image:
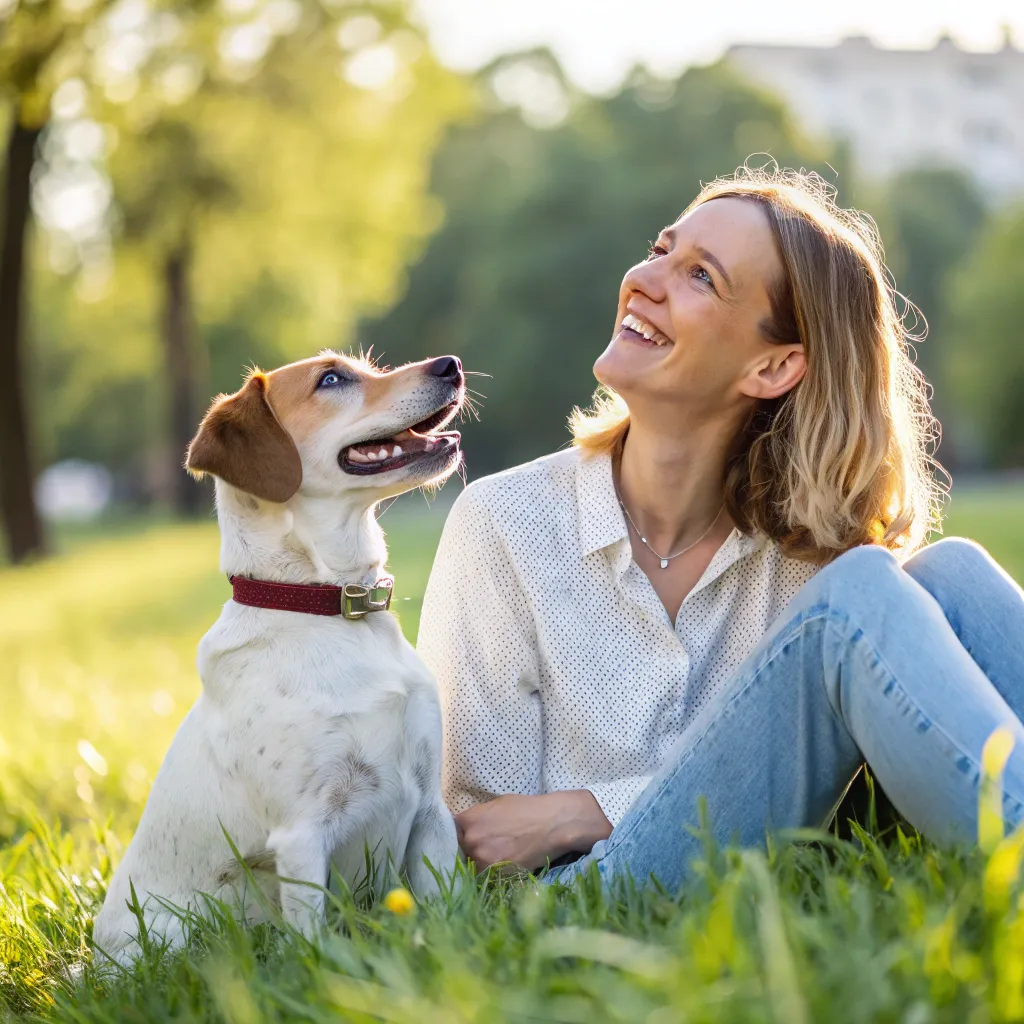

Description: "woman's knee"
904 536 992 593
817 543 899 590
795 543 902 617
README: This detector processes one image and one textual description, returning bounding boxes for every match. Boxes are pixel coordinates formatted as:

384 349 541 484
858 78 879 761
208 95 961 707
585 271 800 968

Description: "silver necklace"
616 492 725 569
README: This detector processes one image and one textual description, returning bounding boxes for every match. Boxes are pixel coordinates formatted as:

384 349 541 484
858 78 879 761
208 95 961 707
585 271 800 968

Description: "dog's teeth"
348 449 368 463
392 445 403 457
378 448 389 459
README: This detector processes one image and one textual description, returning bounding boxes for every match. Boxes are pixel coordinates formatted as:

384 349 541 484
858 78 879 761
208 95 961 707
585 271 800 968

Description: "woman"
416 167 1024 890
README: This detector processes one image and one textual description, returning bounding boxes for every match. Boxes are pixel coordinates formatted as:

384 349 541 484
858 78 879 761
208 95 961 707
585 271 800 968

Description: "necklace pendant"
660 558 669 569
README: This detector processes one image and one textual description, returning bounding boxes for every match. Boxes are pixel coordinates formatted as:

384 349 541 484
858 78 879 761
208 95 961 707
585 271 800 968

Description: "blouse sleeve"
585 776 653 828
416 485 542 814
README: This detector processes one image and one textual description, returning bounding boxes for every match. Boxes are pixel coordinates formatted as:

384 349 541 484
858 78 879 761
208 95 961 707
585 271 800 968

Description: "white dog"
93 352 464 965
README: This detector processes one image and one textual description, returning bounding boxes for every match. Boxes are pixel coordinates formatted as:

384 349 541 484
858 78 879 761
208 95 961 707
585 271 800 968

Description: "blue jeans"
545 538 1024 890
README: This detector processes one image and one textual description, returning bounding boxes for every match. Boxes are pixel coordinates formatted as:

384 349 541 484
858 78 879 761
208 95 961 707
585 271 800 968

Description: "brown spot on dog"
320 754 382 820
215 849 278 888
350 756 382 791
412 741 435 794
326 784 352 815
246 849 277 874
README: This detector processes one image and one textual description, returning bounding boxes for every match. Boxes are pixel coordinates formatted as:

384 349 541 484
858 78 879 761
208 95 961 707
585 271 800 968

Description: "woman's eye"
318 371 343 388
691 265 714 288
646 243 668 262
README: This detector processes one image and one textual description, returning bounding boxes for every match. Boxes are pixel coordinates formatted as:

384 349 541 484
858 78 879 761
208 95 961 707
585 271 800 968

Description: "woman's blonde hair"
570 166 946 563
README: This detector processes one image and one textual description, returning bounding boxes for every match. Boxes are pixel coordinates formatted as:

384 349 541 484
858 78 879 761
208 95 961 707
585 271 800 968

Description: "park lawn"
1 480 1023 1021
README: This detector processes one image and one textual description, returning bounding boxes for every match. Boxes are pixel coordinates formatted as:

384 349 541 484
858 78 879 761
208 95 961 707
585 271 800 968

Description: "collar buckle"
341 576 394 620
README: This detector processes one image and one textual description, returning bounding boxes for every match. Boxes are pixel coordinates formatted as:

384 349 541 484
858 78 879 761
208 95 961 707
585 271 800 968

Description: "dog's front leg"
404 688 459 897
405 799 459 897
266 824 331 939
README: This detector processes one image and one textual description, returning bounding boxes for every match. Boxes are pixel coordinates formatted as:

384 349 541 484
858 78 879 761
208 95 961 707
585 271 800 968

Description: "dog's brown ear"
186 373 302 503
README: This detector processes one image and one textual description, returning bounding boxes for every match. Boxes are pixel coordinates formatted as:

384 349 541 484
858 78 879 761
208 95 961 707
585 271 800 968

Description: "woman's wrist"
545 789 613 858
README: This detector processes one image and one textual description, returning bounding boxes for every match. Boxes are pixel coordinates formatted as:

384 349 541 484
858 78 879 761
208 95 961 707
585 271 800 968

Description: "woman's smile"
618 311 673 348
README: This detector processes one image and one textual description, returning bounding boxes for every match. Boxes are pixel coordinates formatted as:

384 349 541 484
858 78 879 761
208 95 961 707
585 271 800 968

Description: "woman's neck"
616 417 735 555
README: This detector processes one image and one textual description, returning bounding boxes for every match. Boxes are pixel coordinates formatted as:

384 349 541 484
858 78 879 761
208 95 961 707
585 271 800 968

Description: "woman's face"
594 197 805 428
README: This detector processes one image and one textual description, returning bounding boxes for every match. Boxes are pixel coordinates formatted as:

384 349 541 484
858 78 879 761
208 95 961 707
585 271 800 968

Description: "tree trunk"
0 115 47 564
163 242 203 516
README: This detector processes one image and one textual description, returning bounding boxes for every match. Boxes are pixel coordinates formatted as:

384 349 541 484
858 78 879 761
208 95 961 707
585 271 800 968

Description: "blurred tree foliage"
0 0 124 560
868 167 988 463
943 209 1024 467
360 55 839 475
13 29 1022 530
24 0 470 513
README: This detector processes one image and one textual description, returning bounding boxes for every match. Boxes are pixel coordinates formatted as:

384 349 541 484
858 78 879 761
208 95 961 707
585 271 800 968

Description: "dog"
92 351 464 965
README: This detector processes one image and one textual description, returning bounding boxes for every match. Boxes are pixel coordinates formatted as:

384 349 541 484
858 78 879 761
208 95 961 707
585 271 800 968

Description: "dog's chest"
201 614 431 828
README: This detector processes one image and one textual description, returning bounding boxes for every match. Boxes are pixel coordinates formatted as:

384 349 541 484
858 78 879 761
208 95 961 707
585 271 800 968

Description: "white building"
726 33 1024 197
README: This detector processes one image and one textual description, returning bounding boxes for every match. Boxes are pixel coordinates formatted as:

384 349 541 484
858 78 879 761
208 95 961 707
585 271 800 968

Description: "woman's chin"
594 331 672 390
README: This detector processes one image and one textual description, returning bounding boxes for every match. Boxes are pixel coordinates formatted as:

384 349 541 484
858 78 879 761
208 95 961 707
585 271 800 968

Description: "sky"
414 0 1024 93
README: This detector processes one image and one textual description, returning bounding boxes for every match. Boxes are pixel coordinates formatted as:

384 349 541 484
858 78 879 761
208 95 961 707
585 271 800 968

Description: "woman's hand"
454 790 613 871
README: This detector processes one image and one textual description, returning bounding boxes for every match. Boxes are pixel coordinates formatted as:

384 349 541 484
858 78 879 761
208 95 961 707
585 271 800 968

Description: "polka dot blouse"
417 447 821 827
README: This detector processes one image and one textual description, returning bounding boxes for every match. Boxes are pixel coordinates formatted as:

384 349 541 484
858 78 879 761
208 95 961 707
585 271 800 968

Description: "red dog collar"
229 575 394 620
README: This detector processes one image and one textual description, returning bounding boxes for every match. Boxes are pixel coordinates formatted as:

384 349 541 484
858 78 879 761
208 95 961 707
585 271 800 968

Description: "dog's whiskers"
459 397 482 423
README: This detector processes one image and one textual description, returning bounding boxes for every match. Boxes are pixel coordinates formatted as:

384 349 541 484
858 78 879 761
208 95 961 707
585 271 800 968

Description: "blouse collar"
574 449 765 580
576 451 629 557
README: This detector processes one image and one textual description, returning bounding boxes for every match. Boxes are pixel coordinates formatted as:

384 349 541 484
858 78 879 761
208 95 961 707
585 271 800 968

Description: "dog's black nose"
426 355 462 382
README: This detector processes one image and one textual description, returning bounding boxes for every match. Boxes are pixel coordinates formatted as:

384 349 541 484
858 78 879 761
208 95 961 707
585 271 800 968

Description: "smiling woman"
417 165 1024 888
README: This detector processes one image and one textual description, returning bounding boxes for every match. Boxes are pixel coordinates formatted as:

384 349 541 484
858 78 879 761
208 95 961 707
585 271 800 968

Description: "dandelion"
980 727 1016 854
383 887 415 915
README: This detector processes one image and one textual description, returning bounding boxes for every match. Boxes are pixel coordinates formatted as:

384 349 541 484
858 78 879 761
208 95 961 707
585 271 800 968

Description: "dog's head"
185 353 464 505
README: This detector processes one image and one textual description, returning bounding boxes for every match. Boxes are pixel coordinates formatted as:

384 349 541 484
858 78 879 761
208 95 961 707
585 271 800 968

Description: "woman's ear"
186 373 302 503
742 346 806 401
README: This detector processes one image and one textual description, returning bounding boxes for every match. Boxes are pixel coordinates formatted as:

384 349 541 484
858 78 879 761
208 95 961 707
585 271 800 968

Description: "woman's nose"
622 259 667 303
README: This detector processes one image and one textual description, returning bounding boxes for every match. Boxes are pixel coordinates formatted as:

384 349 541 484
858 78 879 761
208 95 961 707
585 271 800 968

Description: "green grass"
2 482 1024 1021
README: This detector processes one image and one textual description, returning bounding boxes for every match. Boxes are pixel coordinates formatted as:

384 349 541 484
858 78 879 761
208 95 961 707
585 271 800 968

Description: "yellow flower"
984 827 1024 915
383 887 416 915
983 728 1016 778
980 727 1017 854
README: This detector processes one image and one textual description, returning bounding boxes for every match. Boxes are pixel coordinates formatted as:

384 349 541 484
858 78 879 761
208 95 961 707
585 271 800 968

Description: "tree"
0 0 113 561
0 0 201 552
870 167 987 453
361 56 839 475
942 209 1024 467
25 1 470 509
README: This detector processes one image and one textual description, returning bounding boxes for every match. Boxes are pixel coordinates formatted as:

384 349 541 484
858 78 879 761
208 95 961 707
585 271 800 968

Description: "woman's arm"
454 790 612 871
417 487 543 814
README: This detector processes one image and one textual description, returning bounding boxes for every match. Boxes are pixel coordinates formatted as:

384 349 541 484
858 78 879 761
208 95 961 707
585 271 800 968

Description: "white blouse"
417 447 821 827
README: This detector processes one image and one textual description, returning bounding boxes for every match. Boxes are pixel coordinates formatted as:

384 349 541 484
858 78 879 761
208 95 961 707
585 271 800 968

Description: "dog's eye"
317 371 347 389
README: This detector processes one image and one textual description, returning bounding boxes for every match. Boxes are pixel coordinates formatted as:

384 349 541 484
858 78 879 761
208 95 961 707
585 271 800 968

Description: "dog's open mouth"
340 400 461 476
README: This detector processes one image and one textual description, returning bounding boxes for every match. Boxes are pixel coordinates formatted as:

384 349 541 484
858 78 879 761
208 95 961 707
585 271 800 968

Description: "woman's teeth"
623 312 669 346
